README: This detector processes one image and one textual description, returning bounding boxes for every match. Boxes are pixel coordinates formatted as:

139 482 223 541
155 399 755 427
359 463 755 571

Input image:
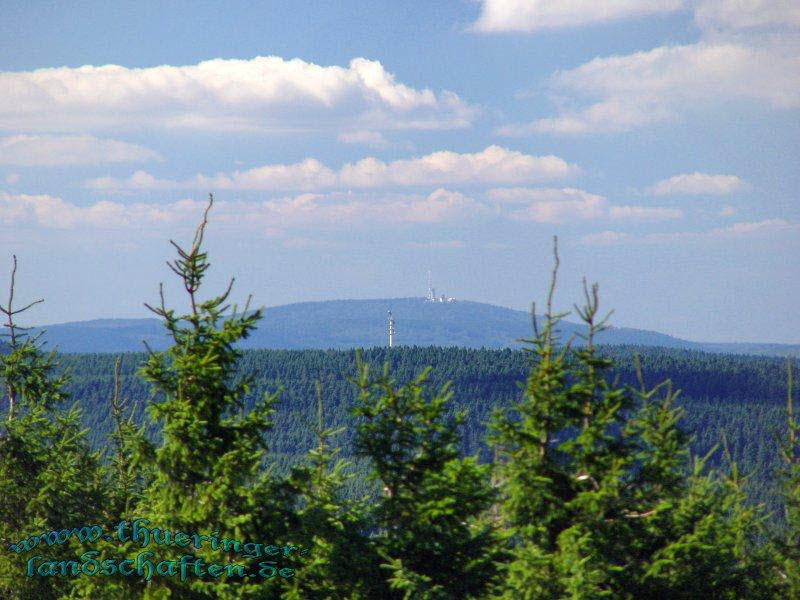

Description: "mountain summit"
28 298 798 356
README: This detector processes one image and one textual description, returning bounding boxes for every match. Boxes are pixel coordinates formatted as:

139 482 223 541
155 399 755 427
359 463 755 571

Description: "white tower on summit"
425 270 455 303
387 310 395 348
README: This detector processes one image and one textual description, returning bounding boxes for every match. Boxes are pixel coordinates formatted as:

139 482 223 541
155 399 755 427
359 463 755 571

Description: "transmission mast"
387 310 395 348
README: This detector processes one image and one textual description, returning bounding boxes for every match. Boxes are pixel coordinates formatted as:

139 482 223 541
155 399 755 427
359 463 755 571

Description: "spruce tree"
71 196 302 599
351 356 505 599
282 384 385 599
776 357 800 596
488 238 776 599
0 256 106 600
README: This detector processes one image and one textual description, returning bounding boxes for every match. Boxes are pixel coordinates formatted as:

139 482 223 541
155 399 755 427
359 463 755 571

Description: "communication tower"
425 271 455 303
387 310 395 348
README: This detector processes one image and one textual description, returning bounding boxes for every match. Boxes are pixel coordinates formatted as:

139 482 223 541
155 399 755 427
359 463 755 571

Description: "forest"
2 207 799 599
53 344 795 518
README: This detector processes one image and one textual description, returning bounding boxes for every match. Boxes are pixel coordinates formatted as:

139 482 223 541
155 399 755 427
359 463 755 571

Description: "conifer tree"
351 356 505 599
776 357 800 595
71 195 302 599
488 237 776 599
106 356 149 521
0 256 106 600
283 383 385 599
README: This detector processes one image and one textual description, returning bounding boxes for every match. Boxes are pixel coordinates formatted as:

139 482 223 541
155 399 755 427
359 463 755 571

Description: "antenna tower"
387 310 395 347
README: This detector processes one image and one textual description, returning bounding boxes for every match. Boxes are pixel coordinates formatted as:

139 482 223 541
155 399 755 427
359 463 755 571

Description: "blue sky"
0 0 798 343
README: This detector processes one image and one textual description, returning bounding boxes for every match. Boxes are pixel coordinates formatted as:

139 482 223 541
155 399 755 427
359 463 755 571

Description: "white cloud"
260 189 486 225
504 188 606 222
475 1 799 138
695 0 800 32
0 56 475 133
581 230 633 245
470 0 800 34
0 191 201 229
337 130 390 147
580 218 797 244
338 146 576 187
4 173 20 184
719 204 736 216
0 188 486 232
0 135 162 167
86 146 579 192
401 189 484 222
203 160 339 192
607 205 684 220
709 218 795 237
470 0 684 33
647 172 744 195
500 40 800 135
645 219 798 242
488 187 682 222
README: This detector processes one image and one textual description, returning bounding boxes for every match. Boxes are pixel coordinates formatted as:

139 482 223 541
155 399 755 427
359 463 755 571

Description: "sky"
0 0 798 343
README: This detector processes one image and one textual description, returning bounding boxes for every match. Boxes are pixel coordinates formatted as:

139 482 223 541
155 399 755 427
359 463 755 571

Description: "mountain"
26 298 799 356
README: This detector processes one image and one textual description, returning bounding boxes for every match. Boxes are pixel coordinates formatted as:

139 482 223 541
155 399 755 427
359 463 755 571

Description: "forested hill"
60 345 796 514
29 298 800 356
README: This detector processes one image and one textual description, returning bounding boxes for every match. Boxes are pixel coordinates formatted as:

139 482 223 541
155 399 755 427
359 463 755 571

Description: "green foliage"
488 242 778 598
0 260 105 600
351 358 504 599
71 197 299 599
775 358 800 594
1 339 69 415
282 385 384 599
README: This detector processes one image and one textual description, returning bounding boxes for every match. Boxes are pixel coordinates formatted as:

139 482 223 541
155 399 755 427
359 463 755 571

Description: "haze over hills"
18 298 799 357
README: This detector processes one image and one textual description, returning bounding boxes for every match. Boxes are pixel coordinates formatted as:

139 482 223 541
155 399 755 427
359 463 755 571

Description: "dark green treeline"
61 346 793 510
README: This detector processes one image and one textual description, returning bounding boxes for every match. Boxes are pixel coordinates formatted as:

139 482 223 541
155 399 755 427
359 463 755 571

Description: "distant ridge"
26 298 799 357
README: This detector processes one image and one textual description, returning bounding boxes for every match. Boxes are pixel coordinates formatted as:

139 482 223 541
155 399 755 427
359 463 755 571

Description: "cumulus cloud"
488 187 682 222
259 189 486 226
0 56 475 133
695 0 800 32
0 191 201 229
490 1 800 136
470 0 684 33
86 146 578 192
0 188 486 232
0 135 162 167
203 160 338 191
581 218 797 244
500 41 800 135
471 0 800 34
647 172 744 195
503 188 606 222
338 146 576 187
